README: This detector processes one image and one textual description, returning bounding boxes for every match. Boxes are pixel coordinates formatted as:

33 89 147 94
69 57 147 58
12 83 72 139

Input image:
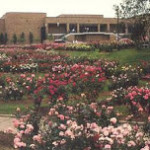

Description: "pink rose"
31 74 35 78
144 94 149 100
58 96 63 101
20 74 26 78
13 119 20 128
127 141 136 147
110 117 117 124
148 116 150 122
59 131 64 136
59 124 66 130
24 124 34 134
90 123 98 129
58 114 65 120
33 134 42 143
104 144 111 149
90 103 97 110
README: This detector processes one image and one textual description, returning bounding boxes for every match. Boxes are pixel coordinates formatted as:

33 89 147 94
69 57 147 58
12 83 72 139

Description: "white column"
77 24 80 33
98 24 100 32
125 23 129 34
107 24 110 32
67 23 70 33
45 23 48 34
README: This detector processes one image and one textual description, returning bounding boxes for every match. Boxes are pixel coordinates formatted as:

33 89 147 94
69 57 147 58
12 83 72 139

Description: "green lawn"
0 104 24 114
0 102 33 114
0 100 49 114
59 48 150 65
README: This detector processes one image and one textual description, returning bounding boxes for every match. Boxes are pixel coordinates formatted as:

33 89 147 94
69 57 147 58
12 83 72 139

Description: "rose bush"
0 45 149 150
13 101 150 150
109 65 142 89
111 85 150 116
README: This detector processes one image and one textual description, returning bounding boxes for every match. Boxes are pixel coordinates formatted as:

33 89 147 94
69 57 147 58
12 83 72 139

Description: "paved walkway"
0 116 15 132
0 116 16 150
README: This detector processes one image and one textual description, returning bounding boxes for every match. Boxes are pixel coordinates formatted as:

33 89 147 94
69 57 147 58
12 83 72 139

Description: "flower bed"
111 85 150 116
0 47 149 149
88 40 135 52
13 100 150 150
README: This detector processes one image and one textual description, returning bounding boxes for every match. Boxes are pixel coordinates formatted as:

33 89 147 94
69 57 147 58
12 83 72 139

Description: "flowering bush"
125 86 150 114
111 85 150 116
94 59 119 78
140 60 150 75
13 101 113 149
119 38 134 45
0 53 11 62
0 75 24 101
13 102 150 150
65 43 94 51
21 43 94 51
0 45 149 150
109 65 142 89
0 52 106 101
88 40 135 52
111 87 127 105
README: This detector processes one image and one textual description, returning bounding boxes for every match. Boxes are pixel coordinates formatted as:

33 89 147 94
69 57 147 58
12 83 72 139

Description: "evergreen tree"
0 33 4 44
4 33 8 44
41 26 46 43
29 32 34 44
19 32 25 44
12 34 17 44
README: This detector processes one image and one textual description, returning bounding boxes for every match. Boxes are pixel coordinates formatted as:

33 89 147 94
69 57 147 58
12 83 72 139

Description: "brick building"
0 12 129 43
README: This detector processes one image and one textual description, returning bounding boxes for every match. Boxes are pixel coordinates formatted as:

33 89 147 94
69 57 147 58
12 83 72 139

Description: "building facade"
0 12 129 43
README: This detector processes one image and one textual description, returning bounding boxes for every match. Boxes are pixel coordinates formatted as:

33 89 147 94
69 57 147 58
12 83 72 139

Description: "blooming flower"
110 117 117 124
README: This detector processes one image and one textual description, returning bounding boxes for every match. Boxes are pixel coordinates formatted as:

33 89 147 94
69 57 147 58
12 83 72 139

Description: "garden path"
0 116 15 132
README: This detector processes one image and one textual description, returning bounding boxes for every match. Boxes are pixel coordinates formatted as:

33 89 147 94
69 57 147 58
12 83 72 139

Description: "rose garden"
0 40 149 150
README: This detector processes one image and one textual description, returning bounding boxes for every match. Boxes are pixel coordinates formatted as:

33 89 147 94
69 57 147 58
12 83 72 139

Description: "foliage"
140 60 150 75
4 33 8 44
65 43 94 51
109 65 142 89
12 34 18 44
111 85 150 116
0 33 4 44
47 34 54 41
125 86 150 115
0 46 149 149
29 32 34 44
19 32 26 44
13 101 150 150
41 26 46 43
118 0 150 48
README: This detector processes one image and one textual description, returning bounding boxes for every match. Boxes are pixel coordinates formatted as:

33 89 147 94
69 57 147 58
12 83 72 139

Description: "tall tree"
0 33 4 44
116 0 150 48
19 32 25 44
4 33 8 44
41 26 46 43
29 32 34 44
12 34 17 44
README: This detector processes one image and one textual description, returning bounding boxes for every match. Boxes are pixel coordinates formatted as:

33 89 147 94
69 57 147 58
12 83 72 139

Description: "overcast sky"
0 0 122 18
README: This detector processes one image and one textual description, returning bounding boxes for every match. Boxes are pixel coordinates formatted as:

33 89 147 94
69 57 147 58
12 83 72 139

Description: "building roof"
1 12 46 19
5 12 46 15
57 14 104 18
